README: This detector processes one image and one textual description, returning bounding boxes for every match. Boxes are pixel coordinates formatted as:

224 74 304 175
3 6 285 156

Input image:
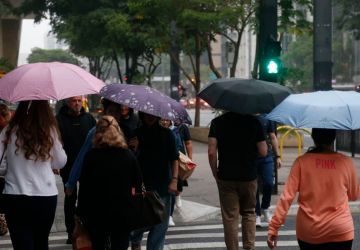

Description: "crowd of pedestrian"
208 112 360 250
1 95 360 250
0 96 194 250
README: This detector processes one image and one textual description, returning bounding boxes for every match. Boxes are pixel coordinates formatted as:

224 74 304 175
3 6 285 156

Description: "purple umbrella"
100 83 192 124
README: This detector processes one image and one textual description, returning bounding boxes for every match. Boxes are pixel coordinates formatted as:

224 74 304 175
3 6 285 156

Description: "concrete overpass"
0 0 33 67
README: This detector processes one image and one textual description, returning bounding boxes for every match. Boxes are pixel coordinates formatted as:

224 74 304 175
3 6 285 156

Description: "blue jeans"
130 194 171 250
255 156 274 216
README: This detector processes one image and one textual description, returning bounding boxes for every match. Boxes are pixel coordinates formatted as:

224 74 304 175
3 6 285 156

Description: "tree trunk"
206 35 222 79
194 35 202 127
230 28 244 77
252 34 260 79
113 50 123 83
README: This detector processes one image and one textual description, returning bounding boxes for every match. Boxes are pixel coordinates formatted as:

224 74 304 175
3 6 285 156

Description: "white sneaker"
169 216 175 226
256 216 262 228
175 195 182 208
262 209 272 223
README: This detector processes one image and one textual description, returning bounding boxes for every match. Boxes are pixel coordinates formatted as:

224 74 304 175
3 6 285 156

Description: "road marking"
165 230 296 239
165 240 299 249
0 224 298 249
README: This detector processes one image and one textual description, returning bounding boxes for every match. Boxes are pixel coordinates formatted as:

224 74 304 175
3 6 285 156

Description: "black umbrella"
197 78 292 114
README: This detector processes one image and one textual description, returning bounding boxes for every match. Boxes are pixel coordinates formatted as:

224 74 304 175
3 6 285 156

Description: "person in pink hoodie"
268 128 360 250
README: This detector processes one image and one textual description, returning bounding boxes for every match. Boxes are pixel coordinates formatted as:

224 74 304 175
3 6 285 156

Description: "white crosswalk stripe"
164 223 297 249
0 223 298 249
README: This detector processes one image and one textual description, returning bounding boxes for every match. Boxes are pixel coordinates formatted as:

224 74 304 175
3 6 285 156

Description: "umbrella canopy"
100 83 192 124
197 78 292 114
266 90 360 130
0 62 105 103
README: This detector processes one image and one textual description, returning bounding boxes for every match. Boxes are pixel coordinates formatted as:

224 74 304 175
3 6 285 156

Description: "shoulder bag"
128 165 167 230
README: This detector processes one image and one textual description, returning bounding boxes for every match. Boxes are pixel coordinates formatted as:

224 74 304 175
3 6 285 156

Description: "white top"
0 126 67 196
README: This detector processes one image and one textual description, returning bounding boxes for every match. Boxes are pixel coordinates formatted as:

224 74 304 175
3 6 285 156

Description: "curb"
173 200 221 223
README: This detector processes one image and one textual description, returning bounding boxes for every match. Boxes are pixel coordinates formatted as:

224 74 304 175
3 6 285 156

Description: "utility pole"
313 0 332 90
170 20 180 101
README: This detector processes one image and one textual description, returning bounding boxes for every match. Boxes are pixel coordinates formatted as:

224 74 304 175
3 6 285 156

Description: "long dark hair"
5 100 60 161
307 128 336 153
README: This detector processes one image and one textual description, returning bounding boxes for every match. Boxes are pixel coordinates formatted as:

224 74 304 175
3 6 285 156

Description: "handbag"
72 216 92 250
178 151 197 180
129 186 167 231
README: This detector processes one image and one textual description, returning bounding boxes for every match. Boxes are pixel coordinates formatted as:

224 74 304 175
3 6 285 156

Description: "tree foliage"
0 57 15 72
14 0 163 84
281 35 313 91
27 47 80 65
334 1 360 40
214 0 258 77
0 0 12 18
278 0 313 37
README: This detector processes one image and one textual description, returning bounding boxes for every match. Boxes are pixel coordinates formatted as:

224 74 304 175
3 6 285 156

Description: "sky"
19 19 51 54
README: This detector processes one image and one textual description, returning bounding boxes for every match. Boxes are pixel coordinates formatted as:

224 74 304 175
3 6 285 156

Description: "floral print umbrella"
100 83 192 125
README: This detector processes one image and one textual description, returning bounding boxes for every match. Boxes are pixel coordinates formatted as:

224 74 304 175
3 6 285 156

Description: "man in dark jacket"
130 112 179 250
56 96 96 244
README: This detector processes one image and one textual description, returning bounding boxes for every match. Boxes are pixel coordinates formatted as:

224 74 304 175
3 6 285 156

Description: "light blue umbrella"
266 90 360 130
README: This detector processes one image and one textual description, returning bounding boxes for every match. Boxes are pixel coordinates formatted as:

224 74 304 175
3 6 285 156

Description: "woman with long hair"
0 100 67 250
76 115 141 250
267 128 360 250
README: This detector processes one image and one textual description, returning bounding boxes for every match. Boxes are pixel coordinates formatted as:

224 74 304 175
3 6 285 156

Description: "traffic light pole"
313 0 332 91
258 0 278 82
258 0 279 194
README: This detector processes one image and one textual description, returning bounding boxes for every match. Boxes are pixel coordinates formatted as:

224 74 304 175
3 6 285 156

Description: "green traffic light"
266 60 279 74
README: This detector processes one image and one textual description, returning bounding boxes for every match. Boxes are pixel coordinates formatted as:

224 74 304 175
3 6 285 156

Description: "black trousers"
3 194 57 250
298 239 353 250
63 183 77 236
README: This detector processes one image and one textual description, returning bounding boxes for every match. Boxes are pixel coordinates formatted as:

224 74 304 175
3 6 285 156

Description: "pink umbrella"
0 62 105 103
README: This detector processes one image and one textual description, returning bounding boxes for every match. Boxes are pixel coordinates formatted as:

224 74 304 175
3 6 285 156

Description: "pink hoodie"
268 152 360 243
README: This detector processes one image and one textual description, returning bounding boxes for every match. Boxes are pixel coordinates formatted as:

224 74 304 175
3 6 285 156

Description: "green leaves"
335 0 360 39
26 48 80 65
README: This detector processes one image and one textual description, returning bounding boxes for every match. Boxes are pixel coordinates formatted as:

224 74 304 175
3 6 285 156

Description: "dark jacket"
56 105 96 180
76 147 141 230
136 122 179 196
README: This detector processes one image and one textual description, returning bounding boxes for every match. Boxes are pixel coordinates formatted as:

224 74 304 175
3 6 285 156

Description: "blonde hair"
92 115 128 149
